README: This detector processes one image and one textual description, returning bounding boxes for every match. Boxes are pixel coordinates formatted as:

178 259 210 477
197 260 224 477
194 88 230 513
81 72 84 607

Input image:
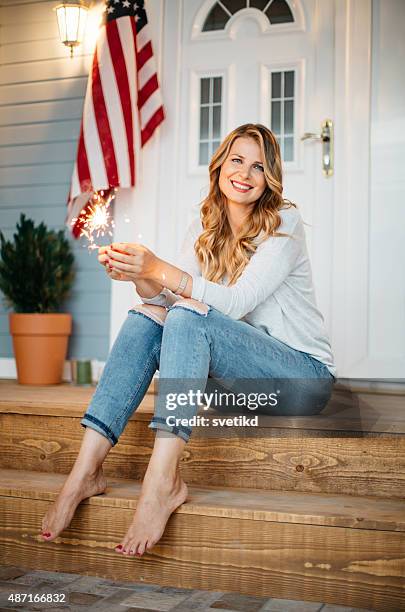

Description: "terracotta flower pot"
9 313 72 385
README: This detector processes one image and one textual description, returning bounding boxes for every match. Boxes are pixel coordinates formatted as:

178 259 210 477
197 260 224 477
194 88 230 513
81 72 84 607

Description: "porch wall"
0 0 111 362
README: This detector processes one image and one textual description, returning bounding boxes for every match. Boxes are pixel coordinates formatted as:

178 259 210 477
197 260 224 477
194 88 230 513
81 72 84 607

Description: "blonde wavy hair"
194 123 296 285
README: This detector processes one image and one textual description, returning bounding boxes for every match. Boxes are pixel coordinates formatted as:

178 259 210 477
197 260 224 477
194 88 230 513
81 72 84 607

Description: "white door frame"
331 0 378 378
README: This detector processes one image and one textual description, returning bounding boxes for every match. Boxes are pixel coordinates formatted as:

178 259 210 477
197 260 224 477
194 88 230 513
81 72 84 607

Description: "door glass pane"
284 70 294 97
221 0 247 13
202 4 231 31
201 78 210 104
271 101 281 133
271 72 281 98
198 76 223 165
200 107 209 139
284 136 294 161
199 142 209 165
213 105 221 139
213 77 222 103
284 100 294 133
266 0 294 24
269 69 296 162
250 0 269 9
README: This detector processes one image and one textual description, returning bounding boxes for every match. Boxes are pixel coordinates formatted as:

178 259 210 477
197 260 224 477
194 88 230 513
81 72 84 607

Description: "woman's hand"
98 243 192 298
97 245 132 281
105 242 161 281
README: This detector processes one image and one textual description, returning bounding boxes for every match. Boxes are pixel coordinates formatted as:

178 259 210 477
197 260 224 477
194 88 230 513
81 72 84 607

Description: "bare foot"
40 468 107 542
115 469 188 557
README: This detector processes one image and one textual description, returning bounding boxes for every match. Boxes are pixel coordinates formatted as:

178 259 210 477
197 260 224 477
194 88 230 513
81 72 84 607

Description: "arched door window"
202 0 294 32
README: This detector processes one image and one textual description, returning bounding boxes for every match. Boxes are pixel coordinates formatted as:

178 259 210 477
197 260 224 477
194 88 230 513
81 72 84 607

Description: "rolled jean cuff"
148 417 191 443
80 413 118 447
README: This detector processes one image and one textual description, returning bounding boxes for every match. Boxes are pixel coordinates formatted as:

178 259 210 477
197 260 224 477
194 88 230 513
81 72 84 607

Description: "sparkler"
71 189 117 252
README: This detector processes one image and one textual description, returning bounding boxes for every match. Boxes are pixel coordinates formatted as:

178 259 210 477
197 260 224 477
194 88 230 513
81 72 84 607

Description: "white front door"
113 0 404 380
169 0 404 379
177 0 335 352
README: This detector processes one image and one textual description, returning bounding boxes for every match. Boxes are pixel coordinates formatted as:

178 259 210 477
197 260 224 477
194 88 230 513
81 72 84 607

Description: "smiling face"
218 136 267 209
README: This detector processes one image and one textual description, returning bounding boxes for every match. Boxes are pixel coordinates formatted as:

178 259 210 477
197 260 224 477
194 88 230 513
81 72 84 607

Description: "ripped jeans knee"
131 303 168 326
169 297 210 317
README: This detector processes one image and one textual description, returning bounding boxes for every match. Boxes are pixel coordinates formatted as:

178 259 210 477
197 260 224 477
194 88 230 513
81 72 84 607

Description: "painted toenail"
116 544 122 549
43 532 51 537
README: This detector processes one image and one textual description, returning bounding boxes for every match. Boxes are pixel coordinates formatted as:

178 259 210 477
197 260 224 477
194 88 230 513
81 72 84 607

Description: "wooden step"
1 380 405 498
0 468 404 611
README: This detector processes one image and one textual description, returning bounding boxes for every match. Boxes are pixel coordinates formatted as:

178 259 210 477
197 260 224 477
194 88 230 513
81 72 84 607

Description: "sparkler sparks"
72 189 117 252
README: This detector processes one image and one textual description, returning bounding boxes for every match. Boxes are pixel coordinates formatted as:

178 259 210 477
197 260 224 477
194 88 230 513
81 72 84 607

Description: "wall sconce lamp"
55 1 89 58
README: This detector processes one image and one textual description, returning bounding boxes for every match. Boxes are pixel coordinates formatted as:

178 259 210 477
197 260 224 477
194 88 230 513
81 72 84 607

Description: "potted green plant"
0 214 75 385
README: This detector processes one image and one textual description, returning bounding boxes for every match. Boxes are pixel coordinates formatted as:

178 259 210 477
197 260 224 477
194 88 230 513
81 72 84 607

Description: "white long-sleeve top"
141 205 336 377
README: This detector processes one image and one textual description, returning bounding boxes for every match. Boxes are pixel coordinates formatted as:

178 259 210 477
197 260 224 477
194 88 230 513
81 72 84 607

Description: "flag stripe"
108 18 135 185
83 67 109 190
138 55 157 89
133 15 164 146
136 40 153 72
136 21 150 51
117 16 137 184
137 73 159 109
91 44 119 186
75 73 93 194
97 27 131 187
76 123 92 192
140 87 163 128
141 105 165 147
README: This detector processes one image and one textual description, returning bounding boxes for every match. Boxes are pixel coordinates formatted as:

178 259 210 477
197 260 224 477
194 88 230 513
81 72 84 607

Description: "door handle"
301 132 322 141
301 119 334 177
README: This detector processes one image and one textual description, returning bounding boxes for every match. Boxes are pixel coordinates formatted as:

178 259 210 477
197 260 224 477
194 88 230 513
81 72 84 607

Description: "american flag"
66 0 165 237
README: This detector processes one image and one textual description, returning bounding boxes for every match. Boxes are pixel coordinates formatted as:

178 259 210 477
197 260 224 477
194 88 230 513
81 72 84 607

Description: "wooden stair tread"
1 379 404 433
0 379 155 419
1 468 404 531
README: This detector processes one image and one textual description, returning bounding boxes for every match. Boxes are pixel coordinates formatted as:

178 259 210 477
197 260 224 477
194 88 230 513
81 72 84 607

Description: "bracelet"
173 272 189 295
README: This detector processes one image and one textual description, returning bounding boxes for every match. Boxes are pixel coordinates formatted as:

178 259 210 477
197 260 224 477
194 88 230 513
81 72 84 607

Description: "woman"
40 123 336 557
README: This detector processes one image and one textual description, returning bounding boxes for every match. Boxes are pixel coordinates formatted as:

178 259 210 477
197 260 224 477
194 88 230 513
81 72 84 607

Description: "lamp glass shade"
56 4 88 46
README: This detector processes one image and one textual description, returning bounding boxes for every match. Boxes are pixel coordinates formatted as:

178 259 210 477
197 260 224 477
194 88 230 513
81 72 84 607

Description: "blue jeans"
81 301 335 445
